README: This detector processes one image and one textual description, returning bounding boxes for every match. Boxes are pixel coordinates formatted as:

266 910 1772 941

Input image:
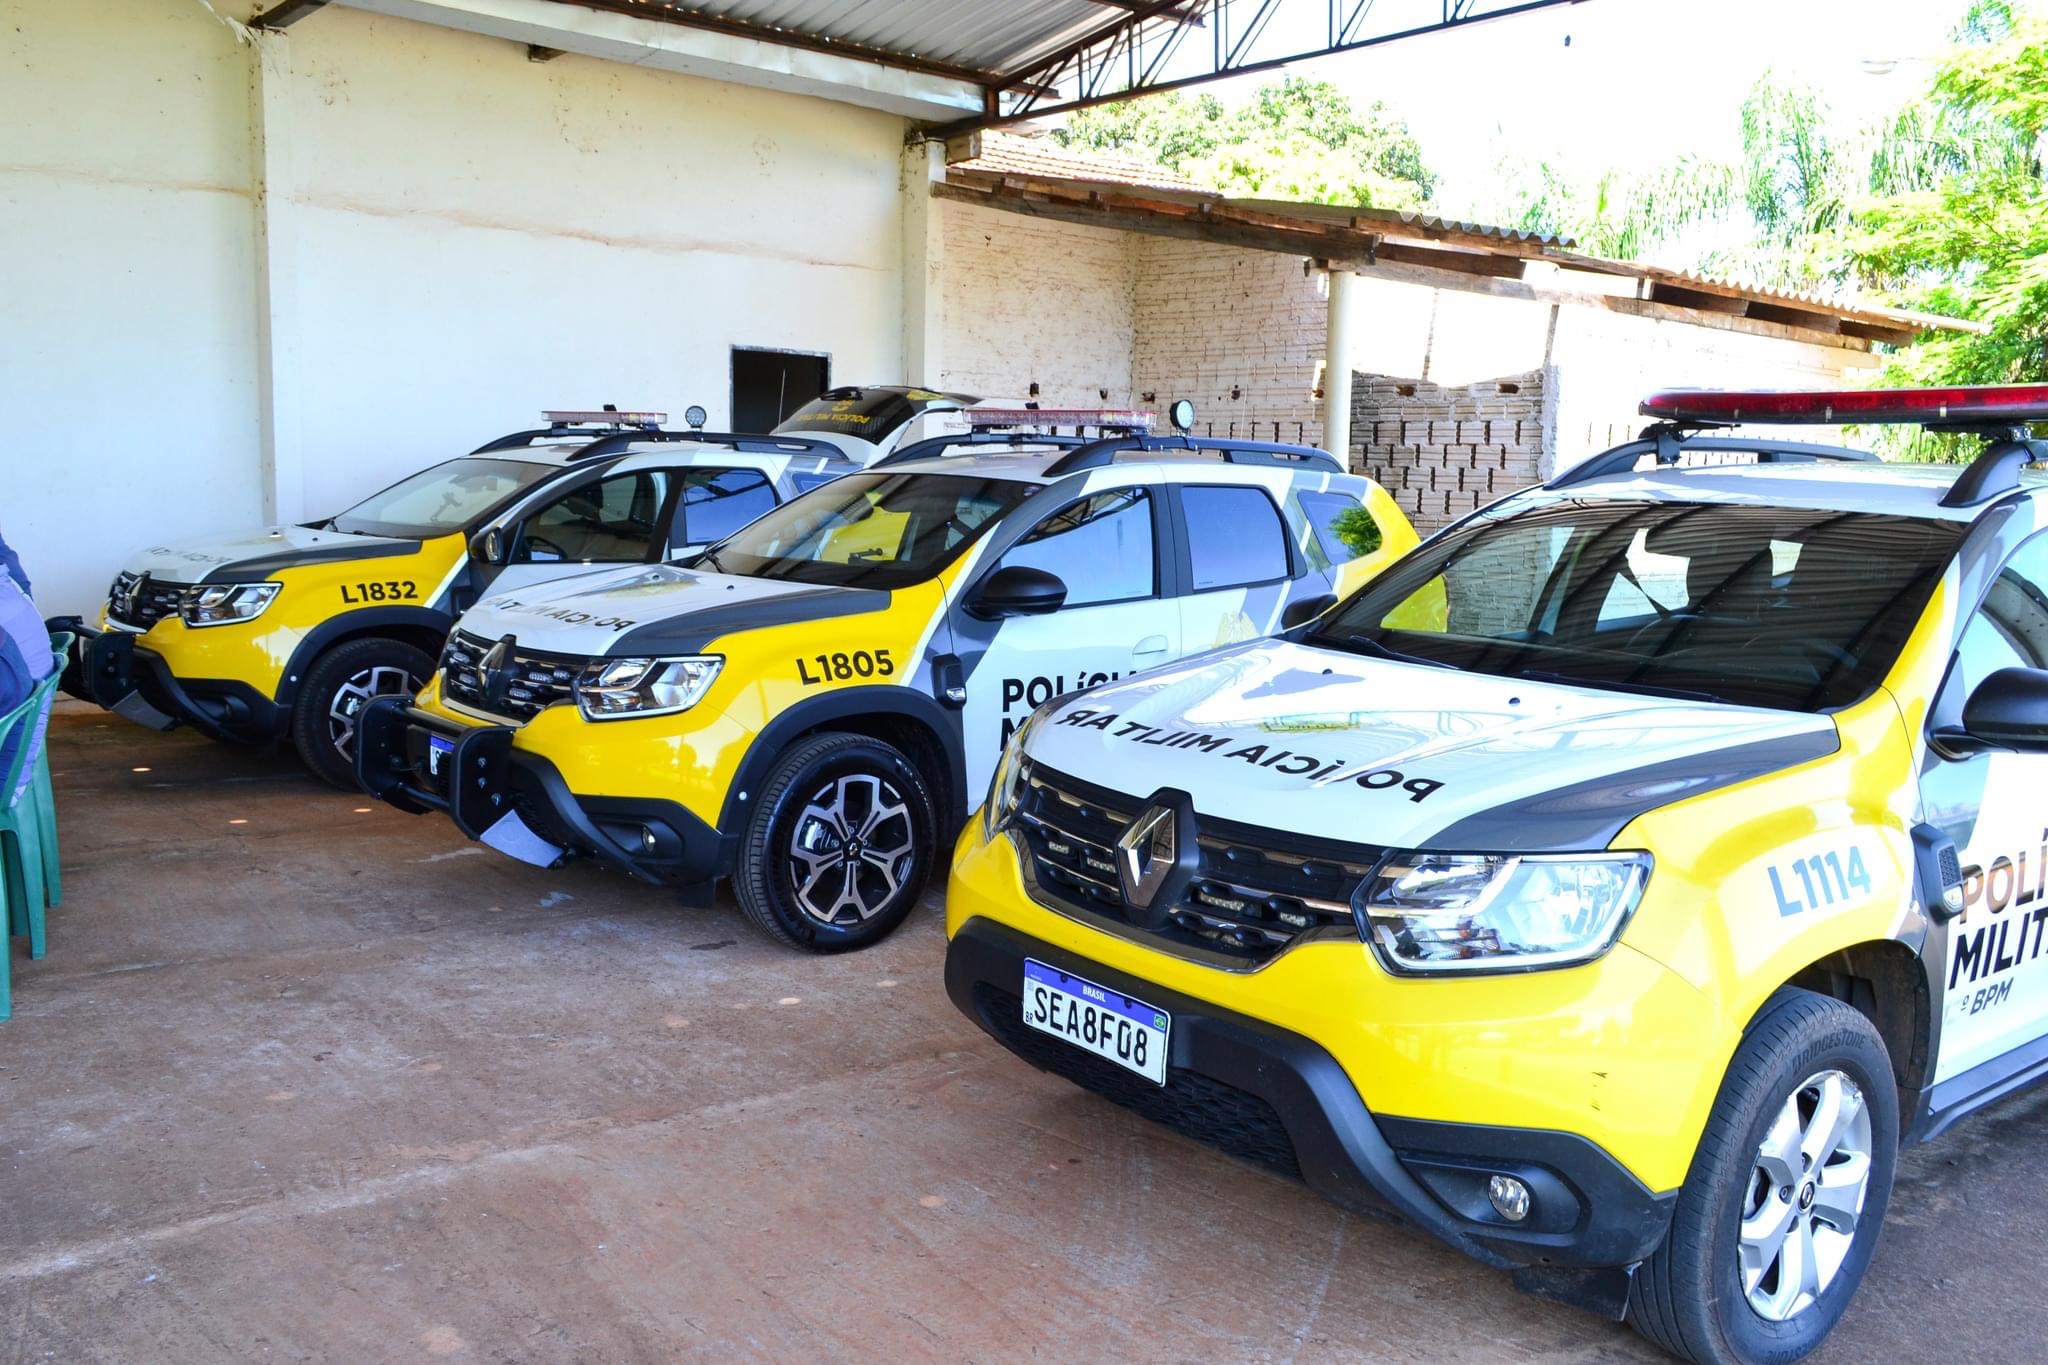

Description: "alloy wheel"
787 772 915 926
326 664 418 758
1738 1068 1874 1322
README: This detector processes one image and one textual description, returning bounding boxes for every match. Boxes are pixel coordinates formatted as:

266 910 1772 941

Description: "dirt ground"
2 704 2041 1363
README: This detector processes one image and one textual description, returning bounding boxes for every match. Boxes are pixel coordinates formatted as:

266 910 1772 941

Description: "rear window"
1300 490 1381 564
1310 498 1964 713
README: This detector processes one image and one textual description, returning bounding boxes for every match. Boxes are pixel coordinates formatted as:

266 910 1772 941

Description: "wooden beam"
1374 242 1527 279
251 0 331 28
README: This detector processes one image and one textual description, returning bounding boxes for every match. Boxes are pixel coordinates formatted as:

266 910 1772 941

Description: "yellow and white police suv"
948 385 2048 1364
357 404 1417 951
58 390 961 787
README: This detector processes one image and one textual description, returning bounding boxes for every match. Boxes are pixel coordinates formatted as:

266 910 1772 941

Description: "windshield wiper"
1512 667 1722 704
1316 631 1458 670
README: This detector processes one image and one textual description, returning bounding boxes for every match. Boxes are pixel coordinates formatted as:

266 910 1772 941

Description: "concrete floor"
3 705 2045 1363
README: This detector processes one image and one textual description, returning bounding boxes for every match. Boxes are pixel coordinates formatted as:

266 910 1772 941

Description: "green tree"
1849 3 2048 394
1054 76 1436 210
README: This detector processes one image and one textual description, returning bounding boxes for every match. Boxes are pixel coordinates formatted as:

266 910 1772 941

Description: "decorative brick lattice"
1350 370 1547 534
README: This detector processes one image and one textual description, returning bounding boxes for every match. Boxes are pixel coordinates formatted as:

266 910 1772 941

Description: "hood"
122 524 421 585
458 562 889 655
1023 639 1839 852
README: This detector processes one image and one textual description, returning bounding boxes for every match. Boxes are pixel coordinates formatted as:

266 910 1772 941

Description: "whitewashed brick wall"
1130 238 1325 446
938 202 1137 407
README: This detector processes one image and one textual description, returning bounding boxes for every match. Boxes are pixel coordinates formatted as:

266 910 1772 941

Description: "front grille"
439 630 586 722
107 572 187 630
975 983 1300 1179
1014 763 1379 968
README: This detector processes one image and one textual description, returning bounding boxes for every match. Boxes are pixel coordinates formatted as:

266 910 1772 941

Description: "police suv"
357 405 1418 951
58 389 965 786
948 385 2048 1364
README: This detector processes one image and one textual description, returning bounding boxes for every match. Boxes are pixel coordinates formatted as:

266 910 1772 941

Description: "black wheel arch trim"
276 606 454 711
719 685 967 839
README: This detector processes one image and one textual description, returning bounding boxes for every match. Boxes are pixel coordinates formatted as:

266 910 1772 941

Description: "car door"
955 485 1175 792
665 466 779 558
1172 480 1305 652
1921 530 2048 1089
485 467 673 595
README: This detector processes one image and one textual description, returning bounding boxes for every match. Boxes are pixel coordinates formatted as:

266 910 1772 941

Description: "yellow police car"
58 393 959 786
357 407 1417 951
946 386 2048 1362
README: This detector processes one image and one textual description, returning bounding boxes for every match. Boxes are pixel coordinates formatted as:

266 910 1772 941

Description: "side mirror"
970 565 1067 618
1956 667 2048 753
469 526 509 565
1282 593 1338 631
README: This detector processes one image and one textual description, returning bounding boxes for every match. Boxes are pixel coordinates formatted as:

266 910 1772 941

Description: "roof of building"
937 141 1979 348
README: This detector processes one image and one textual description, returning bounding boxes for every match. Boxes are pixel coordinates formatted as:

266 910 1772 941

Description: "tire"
1629 988 1898 1365
732 731 938 953
290 636 435 790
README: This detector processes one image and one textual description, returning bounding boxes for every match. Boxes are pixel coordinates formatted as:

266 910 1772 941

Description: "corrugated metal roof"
576 1 1138 75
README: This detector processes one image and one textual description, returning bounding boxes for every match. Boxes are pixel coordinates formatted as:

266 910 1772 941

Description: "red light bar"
543 409 666 427
1641 385 2048 426
965 407 1153 430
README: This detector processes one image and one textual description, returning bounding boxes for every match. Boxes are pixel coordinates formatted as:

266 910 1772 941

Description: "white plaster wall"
1549 304 1880 471
938 201 1135 407
269 7 909 519
0 0 263 618
2 0 911 617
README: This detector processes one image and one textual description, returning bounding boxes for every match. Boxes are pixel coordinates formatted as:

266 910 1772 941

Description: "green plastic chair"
34 634 70 906
2 665 63 971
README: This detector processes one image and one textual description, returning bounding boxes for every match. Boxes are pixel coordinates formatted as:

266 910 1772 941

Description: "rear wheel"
733 731 937 953
1629 988 1897 1364
290 636 434 789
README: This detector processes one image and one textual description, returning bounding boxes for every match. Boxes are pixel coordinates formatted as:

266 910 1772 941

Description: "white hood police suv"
357 405 1418 952
56 392 962 786
947 385 2048 1365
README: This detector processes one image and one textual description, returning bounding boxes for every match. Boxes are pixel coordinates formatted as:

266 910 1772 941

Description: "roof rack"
1042 435 1345 477
1548 431 1878 489
870 431 1088 469
472 424 844 462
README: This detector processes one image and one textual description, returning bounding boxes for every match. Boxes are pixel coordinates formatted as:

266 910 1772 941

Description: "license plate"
1022 959 1170 1085
427 733 454 778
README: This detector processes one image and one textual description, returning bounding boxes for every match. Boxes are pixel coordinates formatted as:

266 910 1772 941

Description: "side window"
514 471 669 564
1299 491 1382 566
1183 485 1291 590
998 489 1156 608
1942 534 2048 722
675 468 776 547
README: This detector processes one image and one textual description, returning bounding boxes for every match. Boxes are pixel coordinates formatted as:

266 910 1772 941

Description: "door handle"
1133 634 1169 657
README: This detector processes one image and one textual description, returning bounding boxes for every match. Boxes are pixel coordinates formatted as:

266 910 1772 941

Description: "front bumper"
946 917 1675 1284
49 616 282 743
355 697 732 899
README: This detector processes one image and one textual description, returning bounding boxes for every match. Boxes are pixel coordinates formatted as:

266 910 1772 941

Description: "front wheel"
1629 988 1897 1364
732 731 938 953
291 636 435 789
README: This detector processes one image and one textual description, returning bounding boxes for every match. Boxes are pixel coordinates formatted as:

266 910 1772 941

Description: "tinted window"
1311 499 1964 713
1000 490 1155 607
675 468 776 547
328 458 556 539
698 473 1034 589
515 470 669 564
1184 486 1291 590
1300 490 1381 565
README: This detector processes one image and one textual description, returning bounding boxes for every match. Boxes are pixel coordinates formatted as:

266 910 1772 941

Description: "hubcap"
327 664 419 758
787 772 915 926
1738 1069 1873 1322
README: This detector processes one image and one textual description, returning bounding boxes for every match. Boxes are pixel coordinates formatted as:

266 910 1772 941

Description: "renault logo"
1116 803 1179 910
479 634 515 707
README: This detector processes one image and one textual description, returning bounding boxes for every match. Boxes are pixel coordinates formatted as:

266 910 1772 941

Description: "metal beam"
942 0 1590 135
252 0 335 28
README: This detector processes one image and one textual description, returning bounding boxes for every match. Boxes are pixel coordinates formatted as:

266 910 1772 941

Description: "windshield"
695 472 1035 589
1308 498 1964 712
328 457 557 539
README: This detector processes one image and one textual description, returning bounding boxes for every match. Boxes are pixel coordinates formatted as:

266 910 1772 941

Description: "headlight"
574 655 721 720
983 712 1039 839
1357 850 1651 974
179 582 280 627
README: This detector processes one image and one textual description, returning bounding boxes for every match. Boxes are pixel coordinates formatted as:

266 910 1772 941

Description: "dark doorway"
731 348 830 432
